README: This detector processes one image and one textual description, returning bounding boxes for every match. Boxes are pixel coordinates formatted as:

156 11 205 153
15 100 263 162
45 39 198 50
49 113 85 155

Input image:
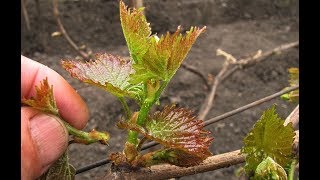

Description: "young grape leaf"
163 26 206 79
39 151 75 180
130 26 206 84
118 105 213 160
61 53 144 102
120 0 151 63
138 148 206 167
254 157 287 180
22 77 59 116
119 0 205 84
241 106 295 174
281 67 299 102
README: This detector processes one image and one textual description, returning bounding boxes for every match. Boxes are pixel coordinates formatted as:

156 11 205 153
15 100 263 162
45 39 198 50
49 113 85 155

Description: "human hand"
21 55 89 179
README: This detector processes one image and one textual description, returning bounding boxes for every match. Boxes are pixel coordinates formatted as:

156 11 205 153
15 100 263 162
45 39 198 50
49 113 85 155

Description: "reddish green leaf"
119 105 213 159
147 105 213 156
120 0 151 62
22 77 59 115
61 53 144 102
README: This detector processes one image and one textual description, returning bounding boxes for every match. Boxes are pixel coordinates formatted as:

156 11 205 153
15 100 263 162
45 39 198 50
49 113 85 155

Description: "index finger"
21 55 89 129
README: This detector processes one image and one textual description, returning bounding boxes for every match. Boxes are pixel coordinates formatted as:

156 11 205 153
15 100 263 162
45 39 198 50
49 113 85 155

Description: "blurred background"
21 0 299 179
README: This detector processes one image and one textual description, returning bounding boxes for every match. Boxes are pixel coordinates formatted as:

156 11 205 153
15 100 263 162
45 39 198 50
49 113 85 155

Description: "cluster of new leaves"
22 77 59 115
61 0 211 169
241 106 295 178
22 78 75 179
22 78 110 179
118 105 213 167
22 78 110 145
62 0 205 103
281 67 299 103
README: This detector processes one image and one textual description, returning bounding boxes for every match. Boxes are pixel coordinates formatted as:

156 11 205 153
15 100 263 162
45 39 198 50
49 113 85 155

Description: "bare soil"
21 0 299 179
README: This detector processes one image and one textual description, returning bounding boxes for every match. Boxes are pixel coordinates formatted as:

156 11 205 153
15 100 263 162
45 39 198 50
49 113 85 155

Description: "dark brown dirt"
21 0 299 179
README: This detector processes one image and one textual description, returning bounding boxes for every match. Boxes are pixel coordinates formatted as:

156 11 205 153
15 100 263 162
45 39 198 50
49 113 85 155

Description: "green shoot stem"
64 122 89 140
127 80 169 146
136 97 154 126
154 80 169 107
63 121 109 145
127 131 139 145
118 96 132 120
288 159 297 180
127 99 153 145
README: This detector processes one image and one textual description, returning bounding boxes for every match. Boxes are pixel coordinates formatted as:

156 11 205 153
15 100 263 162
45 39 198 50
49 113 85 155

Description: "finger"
21 55 89 129
21 107 68 179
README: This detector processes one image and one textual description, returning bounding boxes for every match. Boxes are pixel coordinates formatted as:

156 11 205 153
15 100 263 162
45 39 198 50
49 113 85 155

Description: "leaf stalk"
118 96 132 120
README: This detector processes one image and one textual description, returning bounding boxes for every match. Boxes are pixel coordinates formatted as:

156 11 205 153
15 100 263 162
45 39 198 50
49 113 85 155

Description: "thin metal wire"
204 85 299 126
75 85 299 174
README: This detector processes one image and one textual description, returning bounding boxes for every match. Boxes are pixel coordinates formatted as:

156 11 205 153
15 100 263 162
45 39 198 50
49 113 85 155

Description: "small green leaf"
22 77 59 116
254 157 287 180
120 0 151 63
39 152 75 180
61 53 144 103
241 106 295 174
118 105 213 160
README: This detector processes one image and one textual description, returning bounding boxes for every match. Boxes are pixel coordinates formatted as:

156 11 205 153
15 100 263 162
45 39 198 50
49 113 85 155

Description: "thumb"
21 107 68 179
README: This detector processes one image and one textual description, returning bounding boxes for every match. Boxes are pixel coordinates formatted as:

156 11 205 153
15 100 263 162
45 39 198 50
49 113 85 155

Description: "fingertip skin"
21 55 89 129
21 108 42 179
21 107 69 179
